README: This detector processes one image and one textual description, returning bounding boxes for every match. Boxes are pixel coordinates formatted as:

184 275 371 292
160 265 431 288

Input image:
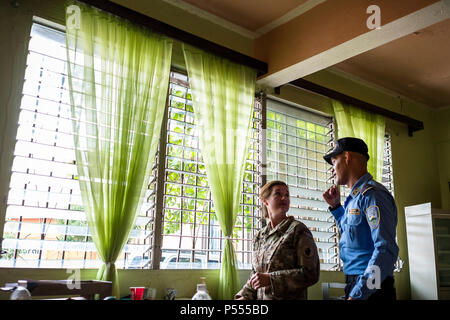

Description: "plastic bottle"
10 280 32 300
192 277 211 300
192 284 211 300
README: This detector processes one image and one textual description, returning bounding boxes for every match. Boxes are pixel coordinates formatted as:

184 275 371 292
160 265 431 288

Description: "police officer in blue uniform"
322 137 399 300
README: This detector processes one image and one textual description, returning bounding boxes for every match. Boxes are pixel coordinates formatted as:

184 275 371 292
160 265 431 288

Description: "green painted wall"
432 108 450 210
0 267 343 300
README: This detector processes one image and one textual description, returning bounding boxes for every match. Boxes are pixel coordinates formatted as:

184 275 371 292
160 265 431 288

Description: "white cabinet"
405 203 450 300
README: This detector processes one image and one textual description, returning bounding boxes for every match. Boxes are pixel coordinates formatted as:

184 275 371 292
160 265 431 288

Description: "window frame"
153 71 263 270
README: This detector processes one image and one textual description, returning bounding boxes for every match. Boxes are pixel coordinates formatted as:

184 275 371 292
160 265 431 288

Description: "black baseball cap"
323 137 370 165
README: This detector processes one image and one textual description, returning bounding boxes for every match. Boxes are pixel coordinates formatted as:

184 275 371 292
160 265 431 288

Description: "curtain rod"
277 79 424 137
74 0 268 77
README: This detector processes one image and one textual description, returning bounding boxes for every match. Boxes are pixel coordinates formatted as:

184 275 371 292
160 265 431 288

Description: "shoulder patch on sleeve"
366 205 380 229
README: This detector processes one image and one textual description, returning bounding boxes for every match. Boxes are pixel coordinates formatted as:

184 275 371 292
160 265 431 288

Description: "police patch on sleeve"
366 205 380 229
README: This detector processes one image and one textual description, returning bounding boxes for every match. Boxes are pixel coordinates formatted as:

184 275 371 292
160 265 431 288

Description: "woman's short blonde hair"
260 180 289 219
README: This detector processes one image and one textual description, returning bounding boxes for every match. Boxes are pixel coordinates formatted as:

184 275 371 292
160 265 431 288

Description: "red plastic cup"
130 287 146 300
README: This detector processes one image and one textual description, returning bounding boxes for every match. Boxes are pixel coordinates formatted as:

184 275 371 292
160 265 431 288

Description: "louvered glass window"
160 72 262 269
0 23 156 269
265 98 338 270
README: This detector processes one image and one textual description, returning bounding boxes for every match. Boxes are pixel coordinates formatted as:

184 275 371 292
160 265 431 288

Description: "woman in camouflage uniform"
235 180 320 300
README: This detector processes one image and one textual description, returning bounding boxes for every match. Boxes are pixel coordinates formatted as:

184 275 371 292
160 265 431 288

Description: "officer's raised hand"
323 185 340 208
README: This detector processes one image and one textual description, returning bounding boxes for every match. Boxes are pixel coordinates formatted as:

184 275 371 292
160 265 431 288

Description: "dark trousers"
345 275 396 301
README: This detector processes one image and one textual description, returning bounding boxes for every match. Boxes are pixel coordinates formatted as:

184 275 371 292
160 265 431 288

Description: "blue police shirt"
330 173 399 300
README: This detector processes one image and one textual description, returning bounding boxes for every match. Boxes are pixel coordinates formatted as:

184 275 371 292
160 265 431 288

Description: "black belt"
345 275 394 286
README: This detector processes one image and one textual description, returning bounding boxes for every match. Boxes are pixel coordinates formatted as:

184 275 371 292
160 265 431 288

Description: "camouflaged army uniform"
235 216 320 300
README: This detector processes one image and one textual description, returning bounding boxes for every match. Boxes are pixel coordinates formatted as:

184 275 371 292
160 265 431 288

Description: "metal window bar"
159 71 261 269
326 120 342 271
382 133 403 271
382 133 395 196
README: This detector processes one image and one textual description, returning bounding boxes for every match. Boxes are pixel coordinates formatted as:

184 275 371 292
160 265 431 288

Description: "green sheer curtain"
65 2 172 297
332 100 385 182
183 45 257 300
